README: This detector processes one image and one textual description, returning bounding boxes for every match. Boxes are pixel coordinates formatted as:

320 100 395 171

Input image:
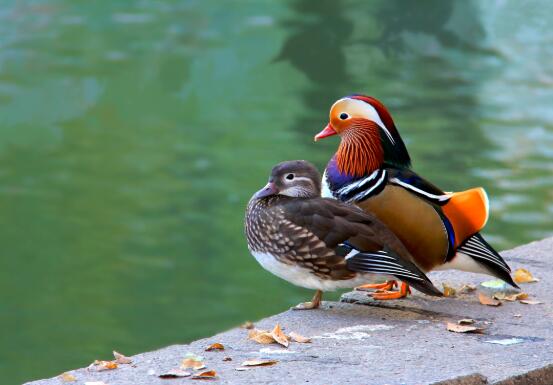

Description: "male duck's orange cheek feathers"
442 187 489 248
335 120 385 177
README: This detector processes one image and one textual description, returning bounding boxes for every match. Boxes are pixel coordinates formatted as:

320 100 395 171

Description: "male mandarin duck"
245 160 442 309
314 95 518 299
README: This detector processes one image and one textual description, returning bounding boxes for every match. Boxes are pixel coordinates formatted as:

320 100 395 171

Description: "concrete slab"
26 237 553 385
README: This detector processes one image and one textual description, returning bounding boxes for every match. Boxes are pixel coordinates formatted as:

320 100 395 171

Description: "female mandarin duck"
314 95 518 299
245 160 442 309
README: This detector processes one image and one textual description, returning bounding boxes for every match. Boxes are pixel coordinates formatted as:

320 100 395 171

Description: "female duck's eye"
339 112 349 120
285 173 295 180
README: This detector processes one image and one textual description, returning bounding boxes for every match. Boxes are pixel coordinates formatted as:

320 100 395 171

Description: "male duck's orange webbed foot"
369 282 411 300
355 280 397 292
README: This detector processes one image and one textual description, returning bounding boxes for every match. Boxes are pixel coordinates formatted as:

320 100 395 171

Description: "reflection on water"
0 1 551 383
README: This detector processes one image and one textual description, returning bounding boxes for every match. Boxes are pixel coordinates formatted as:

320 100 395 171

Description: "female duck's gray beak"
255 181 278 199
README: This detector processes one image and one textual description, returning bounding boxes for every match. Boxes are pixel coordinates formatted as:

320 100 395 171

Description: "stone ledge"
26 237 553 385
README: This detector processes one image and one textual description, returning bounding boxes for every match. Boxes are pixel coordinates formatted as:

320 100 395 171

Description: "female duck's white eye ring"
285 173 295 180
339 112 349 120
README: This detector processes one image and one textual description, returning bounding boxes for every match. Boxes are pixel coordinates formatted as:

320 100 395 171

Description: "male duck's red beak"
314 123 337 141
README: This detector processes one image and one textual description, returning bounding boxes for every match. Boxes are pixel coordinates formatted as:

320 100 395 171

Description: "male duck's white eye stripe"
347 98 395 145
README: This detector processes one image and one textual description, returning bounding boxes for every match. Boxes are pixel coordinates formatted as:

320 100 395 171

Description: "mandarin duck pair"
245 95 518 309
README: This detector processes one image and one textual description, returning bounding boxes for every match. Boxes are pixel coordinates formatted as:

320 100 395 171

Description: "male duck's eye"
285 173 295 180
339 112 349 120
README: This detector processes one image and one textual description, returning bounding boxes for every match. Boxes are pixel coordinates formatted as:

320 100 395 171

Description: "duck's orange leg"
369 282 411 300
355 280 397 292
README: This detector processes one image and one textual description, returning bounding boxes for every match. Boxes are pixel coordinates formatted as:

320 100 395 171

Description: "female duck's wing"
278 198 442 296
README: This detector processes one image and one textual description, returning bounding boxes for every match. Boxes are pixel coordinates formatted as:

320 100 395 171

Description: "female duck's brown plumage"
245 160 441 309
315 95 518 299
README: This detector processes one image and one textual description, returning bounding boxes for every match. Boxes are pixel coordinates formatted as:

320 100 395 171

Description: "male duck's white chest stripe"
324 169 387 203
251 251 382 291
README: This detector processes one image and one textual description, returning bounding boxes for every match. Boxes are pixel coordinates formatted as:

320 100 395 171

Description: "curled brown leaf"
520 299 543 305
192 370 217 379
113 351 132 364
459 284 477 294
270 324 289 347
241 359 278 367
478 293 501 306
446 322 484 334
248 329 275 344
289 332 311 343
442 283 456 297
240 321 254 329
181 354 206 370
59 373 77 382
205 343 225 352
89 360 118 371
514 268 539 284
497 292 529 302
158 369 191 378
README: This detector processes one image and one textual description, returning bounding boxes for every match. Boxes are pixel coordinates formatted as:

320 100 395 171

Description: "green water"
1 1 552 383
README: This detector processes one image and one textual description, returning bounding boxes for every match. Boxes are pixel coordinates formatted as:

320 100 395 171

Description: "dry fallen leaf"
158 368 192 378
458 319 475 325
499 292 529 301
492 292 507 300
181 360 206 370
459 284 477 294
446 322 484 334
520 300 543 305
59 373 77 382
248 324 292 347
113 351 132 364
515 292 529 300
514 268 539 284
289 332 311 343
89 360 118 371
442 283 456 297
241 321 254 329
478 293 501 306
192 370 217 379
248 329 275 344
181 353 206 370
205 343 225 352
241 359 278 367
270 324 289 347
